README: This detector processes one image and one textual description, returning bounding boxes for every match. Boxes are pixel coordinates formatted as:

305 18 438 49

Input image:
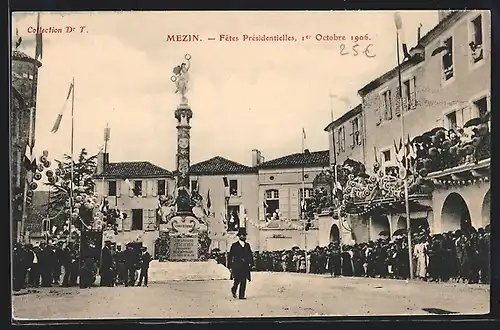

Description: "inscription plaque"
169 237 198 260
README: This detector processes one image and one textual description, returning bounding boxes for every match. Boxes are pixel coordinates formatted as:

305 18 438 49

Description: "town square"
11 10 490 320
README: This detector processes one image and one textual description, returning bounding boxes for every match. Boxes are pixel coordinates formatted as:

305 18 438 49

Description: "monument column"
171 54 194 214
175 105 193 193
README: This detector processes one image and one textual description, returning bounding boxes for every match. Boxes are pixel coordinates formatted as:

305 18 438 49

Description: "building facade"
11 50 42 242
189 155 259 251
361 10 490 173
254 149 330 251
187 149 331 252
326 10 492 241
325 104 365 166
94 152 175 255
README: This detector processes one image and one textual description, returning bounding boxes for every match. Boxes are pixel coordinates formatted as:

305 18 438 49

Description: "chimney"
417 24 422 43
252 149 262 167
104 152 109 169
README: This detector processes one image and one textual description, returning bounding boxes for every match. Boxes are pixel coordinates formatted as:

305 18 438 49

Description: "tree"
44 148 99 232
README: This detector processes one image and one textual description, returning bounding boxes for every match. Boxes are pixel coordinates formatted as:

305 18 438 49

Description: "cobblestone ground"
13 272 489 320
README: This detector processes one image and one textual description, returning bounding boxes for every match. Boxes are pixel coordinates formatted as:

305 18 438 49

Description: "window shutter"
289 188 299 220
123 210 132 231
149 209 156 230
259 190 265 220
153 180 158 197
142 210 147 230
350 121 355 148
278 188 289 219
395 87 401 116
358 117 363 145
141 180 146 198
342 127 346 151
103 180 108 197
337 130 341 154
116 180 121 197
388 91 393 120
147 180 153 197
116 216 123 232
376 96 382 125
410 77 417 109
129 182 134 197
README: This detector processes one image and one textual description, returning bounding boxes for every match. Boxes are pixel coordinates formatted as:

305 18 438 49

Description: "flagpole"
396 29 414 280
68 77 75 247
301 129 308 273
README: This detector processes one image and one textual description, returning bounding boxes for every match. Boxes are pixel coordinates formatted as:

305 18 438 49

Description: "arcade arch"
370 214 390 239
329 224 340 244
441 192 472 233
481 189 490 227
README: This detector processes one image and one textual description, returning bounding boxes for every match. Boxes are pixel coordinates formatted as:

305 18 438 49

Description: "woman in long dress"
413 238 429 279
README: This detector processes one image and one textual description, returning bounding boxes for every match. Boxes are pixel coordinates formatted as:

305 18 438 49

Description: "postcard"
11 10 490 320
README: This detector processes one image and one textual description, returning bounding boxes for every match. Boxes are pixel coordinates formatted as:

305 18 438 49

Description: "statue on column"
171 54 192 104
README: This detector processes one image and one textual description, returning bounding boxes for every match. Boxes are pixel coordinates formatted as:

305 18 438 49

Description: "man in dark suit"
137 247 152 287
123 244 139 287
100 241 114 287
227 228 254 299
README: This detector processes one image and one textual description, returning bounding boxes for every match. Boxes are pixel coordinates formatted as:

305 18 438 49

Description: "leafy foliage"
44 148 98 230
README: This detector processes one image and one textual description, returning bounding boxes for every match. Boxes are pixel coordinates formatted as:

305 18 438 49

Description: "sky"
12 11 438 171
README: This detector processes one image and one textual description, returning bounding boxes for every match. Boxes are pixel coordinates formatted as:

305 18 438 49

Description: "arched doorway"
441 192 472 233
329 224 340 244
481 189 490 228
370 214 390 239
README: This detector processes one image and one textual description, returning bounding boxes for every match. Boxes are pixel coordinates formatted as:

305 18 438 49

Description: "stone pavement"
12 272 489 320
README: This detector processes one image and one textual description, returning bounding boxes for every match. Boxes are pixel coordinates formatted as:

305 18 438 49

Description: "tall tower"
11 50 42 242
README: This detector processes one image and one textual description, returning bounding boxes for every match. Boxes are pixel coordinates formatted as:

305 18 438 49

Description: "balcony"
412 118 490 176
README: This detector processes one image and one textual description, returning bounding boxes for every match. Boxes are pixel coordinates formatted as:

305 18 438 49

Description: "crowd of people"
212 226 490 284
13 225 490 290
12 240 153 291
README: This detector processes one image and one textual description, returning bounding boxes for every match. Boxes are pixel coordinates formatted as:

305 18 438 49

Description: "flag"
206 189 211 210
23 146 37 172
35 13 43 60
393 139 400 161
394 12 410 60
15 28 22 49
51 82 74 133
397 138 405 162
302 127 306 140
104 126 111 142
407 135 417 160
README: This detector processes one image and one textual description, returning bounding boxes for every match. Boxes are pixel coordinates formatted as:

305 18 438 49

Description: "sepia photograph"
10 10 491 321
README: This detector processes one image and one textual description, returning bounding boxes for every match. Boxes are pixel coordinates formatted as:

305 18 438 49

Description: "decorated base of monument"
148 259 230 282
150 211 230 282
